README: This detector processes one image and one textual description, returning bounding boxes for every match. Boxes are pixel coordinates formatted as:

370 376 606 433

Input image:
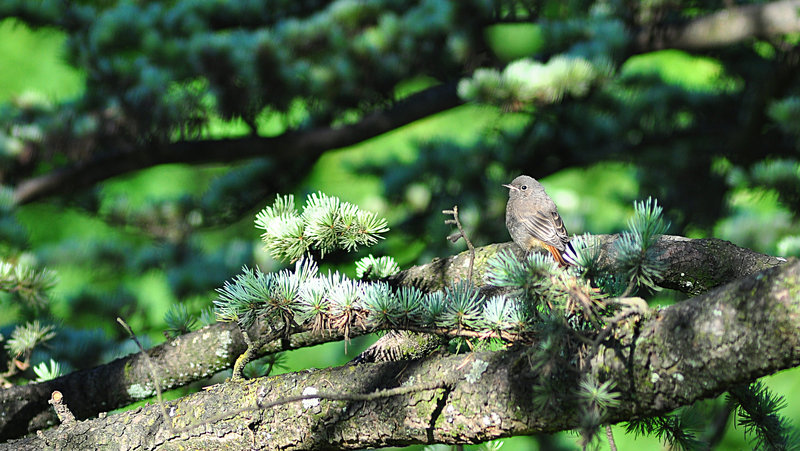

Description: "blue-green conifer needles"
164 304 198 338
565 234 602 274
219 195 672 341
4 320 56 359
255 192 389 262
355 254 400 279
768 96 800 138
615 197 669 292
0 257 60 386
485 250 604 323
33 359 63 382
214 255 527 339
728 381 799 450
0 259 57 311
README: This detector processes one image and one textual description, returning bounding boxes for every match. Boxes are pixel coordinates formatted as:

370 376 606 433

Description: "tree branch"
12 3 800 205
5 260 800 450
0 235 783 440
633 0 800 52
389 235 786 295
12 82 462 205
0 323 364 440
592 235 787 295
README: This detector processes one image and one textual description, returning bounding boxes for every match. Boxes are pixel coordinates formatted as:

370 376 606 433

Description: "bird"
503 175 571 267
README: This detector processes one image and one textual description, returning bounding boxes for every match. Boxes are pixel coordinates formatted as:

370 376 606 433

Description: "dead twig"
443 205 476 282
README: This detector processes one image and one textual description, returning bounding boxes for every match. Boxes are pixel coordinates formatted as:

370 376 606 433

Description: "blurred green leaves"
768 96 800 139
0 19 84 102
2 0 494 146
1 1 800 448
621 50 741 94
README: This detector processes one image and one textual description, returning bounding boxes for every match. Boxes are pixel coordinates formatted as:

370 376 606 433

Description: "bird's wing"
519 209 569 250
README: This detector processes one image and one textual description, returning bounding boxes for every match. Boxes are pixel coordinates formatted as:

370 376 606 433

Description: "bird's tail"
544 244 570 267
561 240 579 267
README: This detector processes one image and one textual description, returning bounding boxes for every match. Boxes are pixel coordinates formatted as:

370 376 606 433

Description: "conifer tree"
1 0 800 449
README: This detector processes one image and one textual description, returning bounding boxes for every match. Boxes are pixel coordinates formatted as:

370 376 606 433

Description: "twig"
620 279 637 298
401 325 520 342
172 377 452 435
48 391 76 425
443 205 476 282
702 402 734 448
116 317 174 433
579 298 649 371
606 424 617 451
14 83 462 204
1 351 32 387
233 315 298 380
232 325 261 382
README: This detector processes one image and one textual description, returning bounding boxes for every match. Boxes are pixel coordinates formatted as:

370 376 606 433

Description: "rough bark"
390 236 786 296
0 323 357 440
584 235 786 296
4 259 799 450
0 236 783 441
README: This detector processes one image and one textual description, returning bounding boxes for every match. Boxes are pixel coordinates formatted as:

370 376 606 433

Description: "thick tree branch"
0 323 362 440
12 83 462 204
591 235 787 295
0 235 782 440
4 260 800 450
389 235 786 295
633 0 800 52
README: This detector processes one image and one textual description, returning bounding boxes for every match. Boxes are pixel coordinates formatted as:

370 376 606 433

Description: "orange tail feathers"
543 244 569 267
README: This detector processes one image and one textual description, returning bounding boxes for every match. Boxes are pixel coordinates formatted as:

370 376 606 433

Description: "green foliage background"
1 7 799 449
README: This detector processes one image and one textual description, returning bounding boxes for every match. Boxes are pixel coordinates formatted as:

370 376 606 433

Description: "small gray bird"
503 175 571 266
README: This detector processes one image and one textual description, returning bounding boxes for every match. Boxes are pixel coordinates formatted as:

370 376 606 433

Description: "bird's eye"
521 185 528 190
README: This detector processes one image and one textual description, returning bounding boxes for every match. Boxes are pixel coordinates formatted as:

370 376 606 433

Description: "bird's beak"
502 184 517 191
